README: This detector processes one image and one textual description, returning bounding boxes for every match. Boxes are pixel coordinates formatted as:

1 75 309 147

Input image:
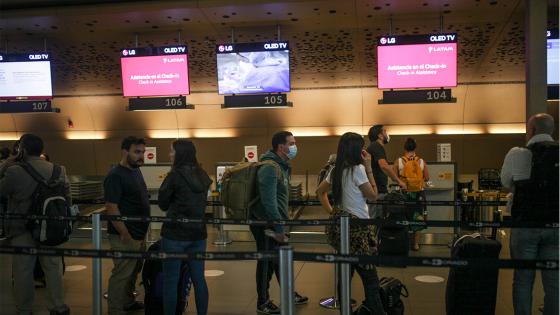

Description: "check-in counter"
390 161 457 245
141 164 171 241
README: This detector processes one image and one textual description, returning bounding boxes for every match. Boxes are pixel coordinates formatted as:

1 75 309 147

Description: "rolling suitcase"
377 192 409 266
445 233 502 315
142 241 191 315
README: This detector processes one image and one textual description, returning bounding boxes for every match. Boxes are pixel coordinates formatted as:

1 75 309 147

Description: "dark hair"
172 139 198 169
0 147 10 160
368 125 384 142
332 132 365 206
41 153 51 162
121 136 146 151
20 134 44 157
404 138 417 152
272 131 293 151
11 140 20 156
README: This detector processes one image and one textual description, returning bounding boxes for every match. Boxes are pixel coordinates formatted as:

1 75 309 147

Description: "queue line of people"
0 113 557 315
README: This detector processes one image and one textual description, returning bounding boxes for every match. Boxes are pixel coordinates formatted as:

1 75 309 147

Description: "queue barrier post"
279 246 295 315
92 213 102 315
340 215 352 315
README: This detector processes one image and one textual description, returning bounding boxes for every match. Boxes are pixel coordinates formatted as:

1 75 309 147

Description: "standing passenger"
366 125 406 219
0 134 71 315
104 136 150 314
158 140 212 315
317 132 385 315
251 131 308 314
501 113 558 315
393 138 429 251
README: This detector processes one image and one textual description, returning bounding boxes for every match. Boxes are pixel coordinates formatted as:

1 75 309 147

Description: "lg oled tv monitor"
0 53 52 99
377 33 457 89
120 45 189 97
216 41 290 95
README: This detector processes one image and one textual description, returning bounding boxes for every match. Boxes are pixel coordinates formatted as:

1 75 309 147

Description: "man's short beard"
127 155 143 168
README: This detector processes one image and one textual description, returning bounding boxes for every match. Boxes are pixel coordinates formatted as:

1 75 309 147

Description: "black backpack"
379 277 408 315
20 162 73 246
512 141 559 223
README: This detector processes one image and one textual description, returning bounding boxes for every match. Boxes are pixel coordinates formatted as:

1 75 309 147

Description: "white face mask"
287 145 298 160
385 134 391 144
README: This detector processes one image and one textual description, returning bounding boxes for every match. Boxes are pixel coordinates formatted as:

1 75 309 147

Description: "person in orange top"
393 138 430 251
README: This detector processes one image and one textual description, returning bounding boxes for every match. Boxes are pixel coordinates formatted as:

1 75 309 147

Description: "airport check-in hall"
0 0 558 315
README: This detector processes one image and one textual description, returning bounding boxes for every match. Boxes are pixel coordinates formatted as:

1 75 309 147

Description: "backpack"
220 160 283 220
379 277 408 315
399 156 424 192
512 141 559 223
142 241 191 315
20 162 73 246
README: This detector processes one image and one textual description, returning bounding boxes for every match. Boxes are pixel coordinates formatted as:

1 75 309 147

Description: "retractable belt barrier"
0 212 557 229
0 246 557 270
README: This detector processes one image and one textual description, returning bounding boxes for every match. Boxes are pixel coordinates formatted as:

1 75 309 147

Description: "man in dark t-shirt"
104 136 149 314
367 125 407 218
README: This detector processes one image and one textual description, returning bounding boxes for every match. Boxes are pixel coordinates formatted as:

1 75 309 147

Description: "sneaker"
123 301 144 312
294 292 308 305
49 307 70 315
257 300 280 314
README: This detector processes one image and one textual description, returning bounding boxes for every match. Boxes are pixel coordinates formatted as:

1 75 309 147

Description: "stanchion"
319 256 340 309
340 215 352 315
279 246 295 315
213 206 232 246
92 213 102 315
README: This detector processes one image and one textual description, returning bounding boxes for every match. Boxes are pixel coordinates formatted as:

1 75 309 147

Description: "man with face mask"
104 136 150 314
367 125 407 219
250 131 308 314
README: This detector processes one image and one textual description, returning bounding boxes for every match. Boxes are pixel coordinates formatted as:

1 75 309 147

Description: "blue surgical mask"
287 145 298 160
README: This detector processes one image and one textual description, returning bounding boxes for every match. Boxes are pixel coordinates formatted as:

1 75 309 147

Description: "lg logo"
122 49 136 56
218 45 233 52
379 37 396 45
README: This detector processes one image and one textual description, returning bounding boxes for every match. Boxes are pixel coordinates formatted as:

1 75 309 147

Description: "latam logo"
379 37 396 45
163 47 186 54
430 34 456 42
428 46 455 53
264 43 288 49
29 54 49 60
218 45 233 52
122 49 136 56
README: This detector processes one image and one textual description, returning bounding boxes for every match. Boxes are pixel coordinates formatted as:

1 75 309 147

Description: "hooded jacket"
251 150 290 232
158 165 212 241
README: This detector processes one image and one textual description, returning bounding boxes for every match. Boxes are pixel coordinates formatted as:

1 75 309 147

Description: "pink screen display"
377 43 457 89
121 54 189 97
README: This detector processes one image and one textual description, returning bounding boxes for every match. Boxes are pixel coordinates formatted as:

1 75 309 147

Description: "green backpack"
220 160 283 220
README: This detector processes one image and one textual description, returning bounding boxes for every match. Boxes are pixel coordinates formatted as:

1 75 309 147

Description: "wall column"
524 0 548 118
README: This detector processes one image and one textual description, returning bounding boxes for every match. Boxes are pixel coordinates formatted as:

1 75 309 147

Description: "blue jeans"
510 228 559 315
161 238 208 315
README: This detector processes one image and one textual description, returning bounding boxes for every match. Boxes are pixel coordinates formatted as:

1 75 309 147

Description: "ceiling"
0 0 558 95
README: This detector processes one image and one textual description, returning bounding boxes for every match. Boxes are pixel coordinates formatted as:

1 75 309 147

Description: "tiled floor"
0 211 548 315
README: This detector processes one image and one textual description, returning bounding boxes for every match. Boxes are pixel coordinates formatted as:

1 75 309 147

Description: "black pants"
250 225 281 306
338 264 385 315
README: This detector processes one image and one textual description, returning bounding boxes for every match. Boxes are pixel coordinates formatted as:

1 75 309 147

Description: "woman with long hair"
158 140 212 315
316 132 386 315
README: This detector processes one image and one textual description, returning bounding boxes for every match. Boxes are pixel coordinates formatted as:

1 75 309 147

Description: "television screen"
216 41 290 95
377 33 457 89
120 45 189 97
0 53 52 99
547 30 559 86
